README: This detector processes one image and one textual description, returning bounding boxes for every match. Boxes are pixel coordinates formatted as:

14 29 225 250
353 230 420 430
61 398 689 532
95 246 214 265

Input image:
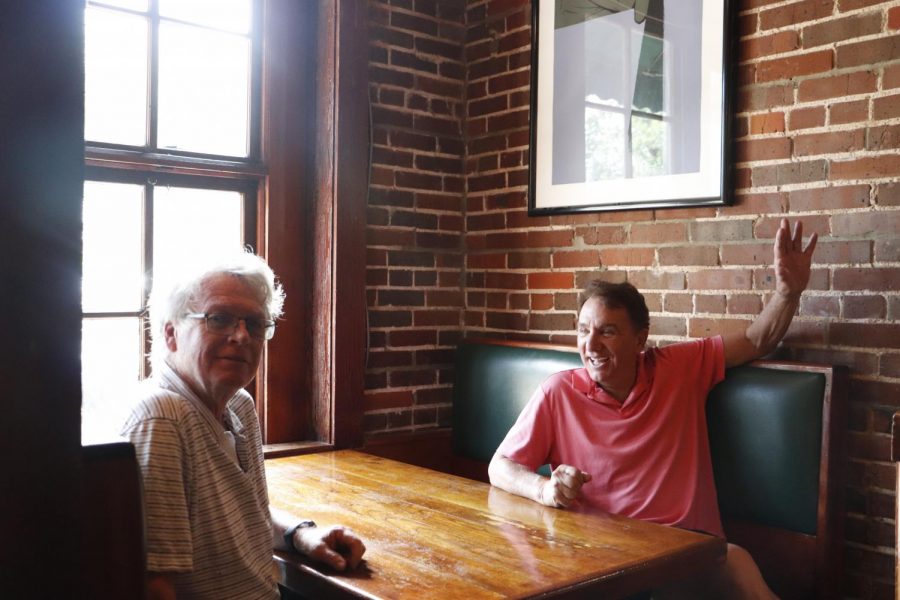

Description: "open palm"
774 218 818 298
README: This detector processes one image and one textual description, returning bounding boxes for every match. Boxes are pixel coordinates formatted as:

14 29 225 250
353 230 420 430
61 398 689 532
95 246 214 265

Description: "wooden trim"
260 0 315 443
263 441 334 459
330 0 369 448
85 146 267 178
461 336 580 353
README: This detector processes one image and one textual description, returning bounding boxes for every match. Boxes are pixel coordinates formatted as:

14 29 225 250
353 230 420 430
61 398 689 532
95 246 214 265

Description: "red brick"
739 84 794 112
837 35 900 69
759 0 835 31
742 31 800 60
867 124 900 151
890 6 900 29
529 313 575 331
630 222 687 244
485 310 527 330
627 271 685 291
834 268 900 291
696 294 726 314
832 211 900 237
724 192 785 215
663 293 693 313
876 238 900 262
843 295 887 319
727 294 764 315
833 323 900 349
507 251 550 269
527 272 573 290
749 112 787 134
793 129 865 156
531 293 553 311
552 250 600 269
797 70 877 102
789 185 870 211
413 309 459 326
484 271 527 290
831 155 900 180
829 99 869 125
873 93 900 120
802 12 882 48
757 49 835 82
876 182 900 206
736 137 792 161
814 240 871 264
800 295 840 317
526 230 574 248
687 269 753 290
658 246 720 266
600 247 655 267
751 159 828 187
576 225 627 245
885 63 900 89
688 317 753 339
720 243 772 266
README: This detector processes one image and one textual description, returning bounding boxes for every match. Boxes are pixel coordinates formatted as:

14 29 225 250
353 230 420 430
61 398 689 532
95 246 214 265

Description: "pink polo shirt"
496 336 726 537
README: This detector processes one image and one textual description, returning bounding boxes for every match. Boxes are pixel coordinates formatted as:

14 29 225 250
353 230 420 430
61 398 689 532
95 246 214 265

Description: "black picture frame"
528 0 736 215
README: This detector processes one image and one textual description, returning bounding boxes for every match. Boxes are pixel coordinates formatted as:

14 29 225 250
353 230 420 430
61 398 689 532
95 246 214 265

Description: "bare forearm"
726 291 800 367
488 453 546 503
747 291 800 354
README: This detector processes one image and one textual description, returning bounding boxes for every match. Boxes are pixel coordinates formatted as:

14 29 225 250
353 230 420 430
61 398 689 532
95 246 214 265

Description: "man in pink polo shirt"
489 218 818 599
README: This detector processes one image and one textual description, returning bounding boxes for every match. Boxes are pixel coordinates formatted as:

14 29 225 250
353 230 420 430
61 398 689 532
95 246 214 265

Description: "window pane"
157 22 250 156
83 181 145 312
81 317 142 445
159 0 252 35
585 107 625 181
153 186 243 279
87 0 148 11
84 6 149 146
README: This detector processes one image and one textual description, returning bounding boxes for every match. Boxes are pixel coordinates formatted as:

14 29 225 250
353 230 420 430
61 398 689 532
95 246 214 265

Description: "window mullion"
148 0 160 150
141 180 154 379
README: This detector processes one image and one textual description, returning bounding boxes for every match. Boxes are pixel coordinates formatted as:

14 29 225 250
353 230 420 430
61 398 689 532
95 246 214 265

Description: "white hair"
147 250 285 373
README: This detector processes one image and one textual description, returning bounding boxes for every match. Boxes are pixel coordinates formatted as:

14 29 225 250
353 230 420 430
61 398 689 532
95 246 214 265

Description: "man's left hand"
295 525 366 571
774 218 817 299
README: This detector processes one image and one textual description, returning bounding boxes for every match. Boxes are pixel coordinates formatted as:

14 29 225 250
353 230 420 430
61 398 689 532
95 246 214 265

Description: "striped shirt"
121 363 279 600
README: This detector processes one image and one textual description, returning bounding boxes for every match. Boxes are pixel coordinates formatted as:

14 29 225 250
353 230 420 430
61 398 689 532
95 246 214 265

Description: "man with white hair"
122 251 365 599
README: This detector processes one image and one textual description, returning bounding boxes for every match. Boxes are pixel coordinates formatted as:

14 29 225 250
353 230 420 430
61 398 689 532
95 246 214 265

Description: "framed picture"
528 0 736 215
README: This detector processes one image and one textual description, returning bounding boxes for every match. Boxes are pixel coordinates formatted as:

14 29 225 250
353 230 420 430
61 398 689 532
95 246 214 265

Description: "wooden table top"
267 450 725 599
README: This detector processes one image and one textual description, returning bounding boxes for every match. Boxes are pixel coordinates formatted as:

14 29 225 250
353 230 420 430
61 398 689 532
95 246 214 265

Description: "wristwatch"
283 520 316 553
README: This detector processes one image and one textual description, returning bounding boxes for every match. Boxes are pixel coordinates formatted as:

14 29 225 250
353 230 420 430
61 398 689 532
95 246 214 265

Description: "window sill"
263 441 334 459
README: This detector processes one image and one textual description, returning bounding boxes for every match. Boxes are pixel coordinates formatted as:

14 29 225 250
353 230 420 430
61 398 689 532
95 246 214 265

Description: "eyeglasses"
185 312 276 341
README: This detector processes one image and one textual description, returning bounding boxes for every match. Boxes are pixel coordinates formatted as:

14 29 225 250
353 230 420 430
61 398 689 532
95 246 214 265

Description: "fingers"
804 231 818 255
302 526 367 571
544 465 590 508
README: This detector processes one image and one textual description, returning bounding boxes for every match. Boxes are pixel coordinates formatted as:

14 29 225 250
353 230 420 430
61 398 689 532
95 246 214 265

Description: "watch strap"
283 520 316 552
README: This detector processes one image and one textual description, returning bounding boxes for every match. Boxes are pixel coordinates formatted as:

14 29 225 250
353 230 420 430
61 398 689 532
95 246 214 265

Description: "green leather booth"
452 338 845 599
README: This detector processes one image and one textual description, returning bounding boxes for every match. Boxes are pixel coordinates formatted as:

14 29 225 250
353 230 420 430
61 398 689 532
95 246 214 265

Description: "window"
81 0 369 450
82 0 263 443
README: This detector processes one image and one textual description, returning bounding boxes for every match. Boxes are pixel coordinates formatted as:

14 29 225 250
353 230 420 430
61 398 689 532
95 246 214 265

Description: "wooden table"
267 450 725 599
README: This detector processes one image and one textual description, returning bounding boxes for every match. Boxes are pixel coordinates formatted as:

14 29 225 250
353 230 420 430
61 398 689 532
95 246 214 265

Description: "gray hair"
148 250 285 373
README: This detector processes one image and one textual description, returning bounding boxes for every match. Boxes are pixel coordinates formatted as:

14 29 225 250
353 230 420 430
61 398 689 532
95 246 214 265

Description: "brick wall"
366 1 900 596
365 0 467 432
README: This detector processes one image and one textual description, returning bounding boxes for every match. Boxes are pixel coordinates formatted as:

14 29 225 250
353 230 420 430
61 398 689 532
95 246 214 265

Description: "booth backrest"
82 442 147 599
451 338 846 600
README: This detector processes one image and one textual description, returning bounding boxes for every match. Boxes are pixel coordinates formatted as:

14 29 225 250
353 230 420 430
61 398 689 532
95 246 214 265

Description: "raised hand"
773 218 817 299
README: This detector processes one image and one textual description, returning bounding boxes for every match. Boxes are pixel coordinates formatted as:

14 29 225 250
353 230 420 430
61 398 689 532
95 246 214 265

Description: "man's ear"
638 328 649 348
164 322 178 352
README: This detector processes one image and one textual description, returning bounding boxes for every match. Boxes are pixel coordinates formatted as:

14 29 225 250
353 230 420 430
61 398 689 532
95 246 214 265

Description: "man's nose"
228 319 252 342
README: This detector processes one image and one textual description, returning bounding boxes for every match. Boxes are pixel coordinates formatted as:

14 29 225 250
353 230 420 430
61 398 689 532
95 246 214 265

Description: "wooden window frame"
261 0 367 452
83 0 367 450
